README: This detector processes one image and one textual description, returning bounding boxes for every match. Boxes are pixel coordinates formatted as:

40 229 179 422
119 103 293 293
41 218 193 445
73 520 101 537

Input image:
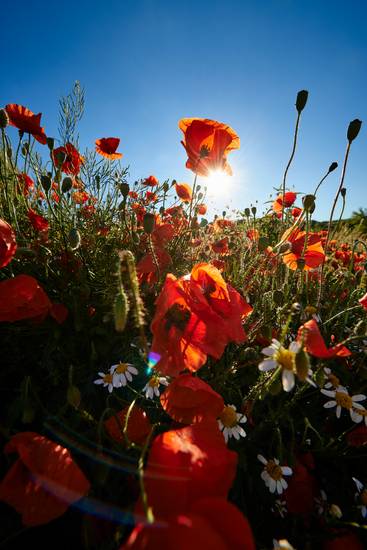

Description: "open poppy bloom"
139 420 238 518
5 104 47 144
0 432 90 526
175 182 193 202
95 137 122 159
27 208 49 232
143 175 159 186
160 373 224 424
272 192 297 214
104 406 151 446
281 228 325 270
53 142 83 175
297 319 351 359
179 118 240 177
0 218 17 268
17 173 35 196
122 497 255 550
137 247 172 285
359 293 367 311
0 274 51 322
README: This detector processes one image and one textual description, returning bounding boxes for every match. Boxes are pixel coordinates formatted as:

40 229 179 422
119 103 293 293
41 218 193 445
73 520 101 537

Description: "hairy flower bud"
296 90 309 113
143 213 155 234
347 119 362 143
302 194 315 212
0 108 9 128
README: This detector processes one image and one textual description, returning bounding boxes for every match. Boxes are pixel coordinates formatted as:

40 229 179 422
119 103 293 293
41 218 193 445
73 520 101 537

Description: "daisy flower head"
321 386 366 422
258 454 293 495
259 339 301 392
218 404 247 443
352 477 367 518
273 540 296 550
323 367 343 390
110 361 138 387
94 372 114 393
143 375 169 399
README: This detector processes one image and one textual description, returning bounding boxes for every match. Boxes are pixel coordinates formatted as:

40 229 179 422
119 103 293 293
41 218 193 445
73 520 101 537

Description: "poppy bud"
22 401 35 424
222 211 226 218
279 241 292 254
40 174 51 193
328 161 338 172
198 192 203 200
296 90 309 113
258 236 270 251
329 504 343 519
67 385 81 409
251 206 257 216
291 302 302 313
114 288 129 332
163 181 170 193
295 347 310 381
69 228 81 250
244 208 250 217
0 108 9 128
143 213 155 234
46 137 55 150
273 290 284 305
61 176 73 193
340 187 347 198
119 182 130 197
296 258 306 270
302 194 315 212
347 119 362 143
55 149 66 165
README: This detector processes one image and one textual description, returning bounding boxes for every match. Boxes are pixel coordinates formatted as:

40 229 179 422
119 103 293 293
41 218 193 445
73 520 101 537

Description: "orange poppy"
197 203 207 215
104 406 151 446
281 228 325 270
28 208 49 232
272 191 297 213
160 373 224 424
95 137 122 159
0 275 51 323
175 182 192 202
297 319 351 359
5 104 47 144
0 218 17 268
179 118 240 177
0 431 90 526
53 142 83 175
143 175 159 186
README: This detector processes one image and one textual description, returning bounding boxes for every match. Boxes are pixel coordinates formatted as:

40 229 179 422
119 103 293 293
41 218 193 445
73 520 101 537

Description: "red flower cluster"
0 432 90 526
151 263 252 376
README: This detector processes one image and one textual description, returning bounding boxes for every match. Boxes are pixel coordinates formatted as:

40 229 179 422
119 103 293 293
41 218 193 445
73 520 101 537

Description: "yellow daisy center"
327 373 340 388
265 460 283 481
220 406 238 428
335 391 353 409
148 377 160 388
114 362 129 374
103 373 113 384
275 347 296 371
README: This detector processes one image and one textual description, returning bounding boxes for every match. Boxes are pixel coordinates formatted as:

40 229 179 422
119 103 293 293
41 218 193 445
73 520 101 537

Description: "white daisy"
352 477 367 518
321 386 366 421
218 404 247 443
259 339 300 392
143 375 169 399
110 361 138 387
258 454 293 495
94 372 114 393
323 367 345 390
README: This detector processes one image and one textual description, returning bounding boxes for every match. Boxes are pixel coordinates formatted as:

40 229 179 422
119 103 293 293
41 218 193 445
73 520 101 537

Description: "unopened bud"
251 206 257 216
296 90 309 113
273 290 284 305
67 385 81 408
114 288 129 332
119 182 130 197
46 137 55 150
143 213 155 234
0 108 9 128
68 228 81 250
279 241 292 254
40 174 51 193
55 149 66 165
340 187 347 198
244 208 250 217
295 348 310 381
328 162 338 172
347 119 362 143
61 177 73 193
302 194 315 212
329 504 342 519
163 181 169 193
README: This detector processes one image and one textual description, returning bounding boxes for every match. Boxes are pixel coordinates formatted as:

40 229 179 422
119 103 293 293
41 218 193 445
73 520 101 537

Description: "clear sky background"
1 0 366 219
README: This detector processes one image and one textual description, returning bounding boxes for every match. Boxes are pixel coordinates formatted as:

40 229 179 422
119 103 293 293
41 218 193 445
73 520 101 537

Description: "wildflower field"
0 85 367 550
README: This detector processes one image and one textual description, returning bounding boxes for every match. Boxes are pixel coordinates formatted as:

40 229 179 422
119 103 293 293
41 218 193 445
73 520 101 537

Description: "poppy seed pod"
119 182 130 197
40 175 51 193
143 213 155 234
54 149 66 166
340 187 347 198
244 208 250 217
0 108 9 128
68 228 81 250
273 290 284 305
347 119 362 143
302 194 315 212
296 90 309 113
61 177 73 193
251 206 257 216
46 137 54 150
329 161 338 172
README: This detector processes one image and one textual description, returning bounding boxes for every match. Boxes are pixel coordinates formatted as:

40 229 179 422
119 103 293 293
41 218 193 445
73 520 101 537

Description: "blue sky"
2 0 366 219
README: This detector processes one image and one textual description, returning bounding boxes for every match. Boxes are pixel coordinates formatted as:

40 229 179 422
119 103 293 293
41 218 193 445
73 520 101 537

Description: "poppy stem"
188 173 198 227
281 111 301 223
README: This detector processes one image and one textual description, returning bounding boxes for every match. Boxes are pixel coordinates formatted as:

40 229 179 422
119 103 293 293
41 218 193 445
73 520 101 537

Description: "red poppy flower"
291 206 302 218
122 497 255 550
175 182 193 202
160 374 224 424
281 228 325 270
0 218 17 268
346 425 367 447
137 247 172 285
129 191 139 199
359 292 367 311
297 319 351 358
284 460 318 516
140 420 237 518
145 191 157 203
5 104 47 144
143 175 159 187
50 303 69 324
104 406 151 446
197 203 207 215
179 118 240 177
17 173 34 196
0 274 51 322
53 142 83 175
95 137 123 160
27 208 49 232
246 229 259 241
0 432 90 526
272 191 297 213
72 191 90 204
211 237 229 254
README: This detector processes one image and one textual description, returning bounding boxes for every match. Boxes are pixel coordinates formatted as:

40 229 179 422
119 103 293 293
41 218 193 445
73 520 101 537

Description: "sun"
205 170 232 197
